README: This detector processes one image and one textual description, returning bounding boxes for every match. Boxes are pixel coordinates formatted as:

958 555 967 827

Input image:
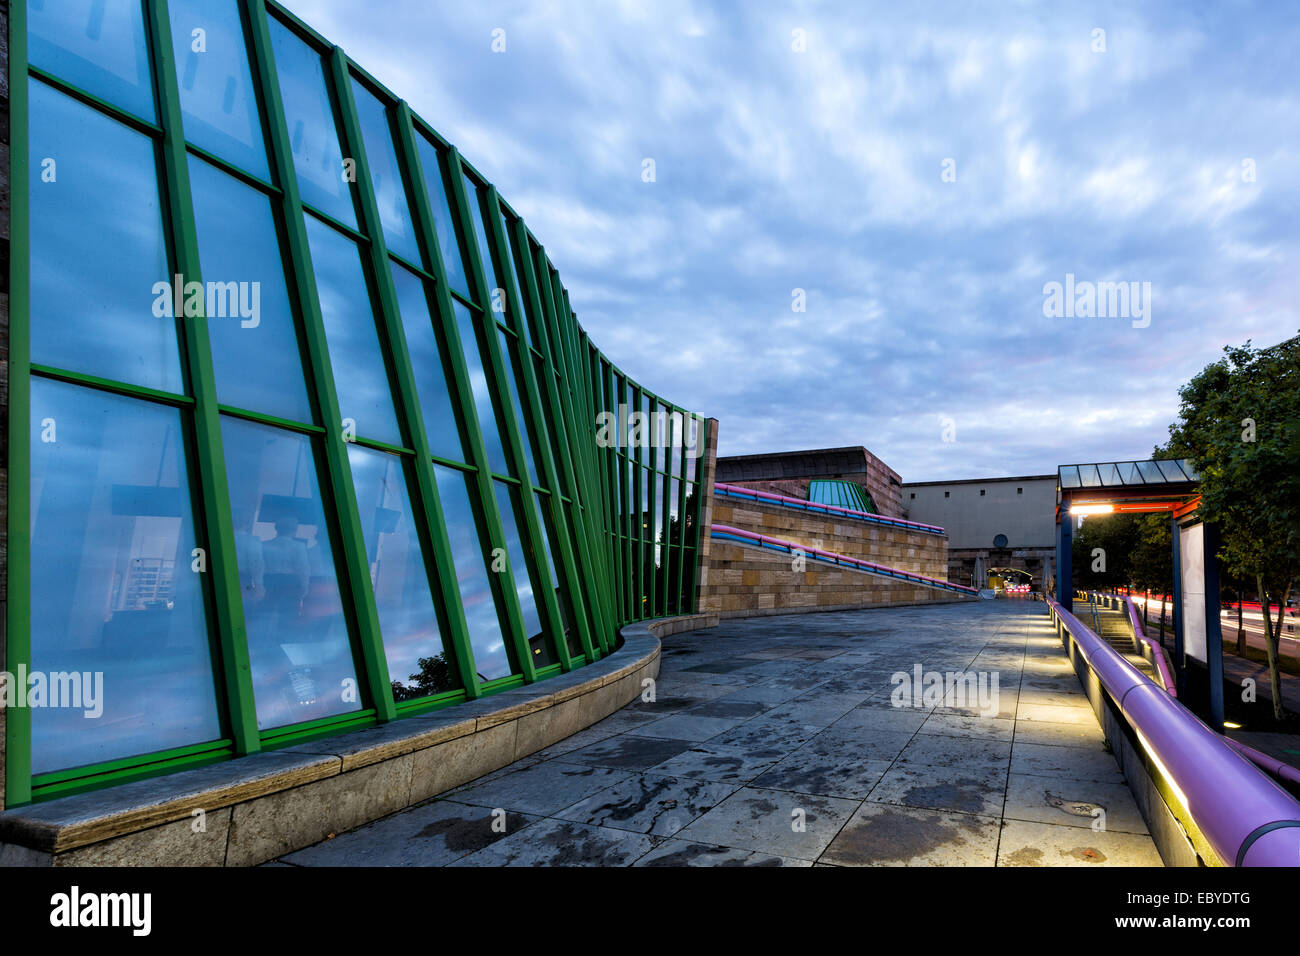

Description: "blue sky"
284 0 1300 481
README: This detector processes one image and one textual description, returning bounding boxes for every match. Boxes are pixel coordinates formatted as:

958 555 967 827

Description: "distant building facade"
902 475 1057 588
715 447 905 518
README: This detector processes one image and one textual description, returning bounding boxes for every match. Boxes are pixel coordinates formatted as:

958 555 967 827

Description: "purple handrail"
710 524 978 594
1113 595 1300 789
1122 595 1178 698
1047 597 1300 866
713 482 946 534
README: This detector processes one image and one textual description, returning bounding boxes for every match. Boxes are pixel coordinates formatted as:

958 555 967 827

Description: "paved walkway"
273 600 1162 867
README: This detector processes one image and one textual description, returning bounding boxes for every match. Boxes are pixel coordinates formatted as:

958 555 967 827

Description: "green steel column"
5 0 32 807
245 0 396 721
328 51 484 698
148 0 262 752
442 150 536 683
481 184 570 670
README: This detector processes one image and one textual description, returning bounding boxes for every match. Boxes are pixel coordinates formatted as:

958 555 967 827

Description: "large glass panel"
351 79 421 263
452 302 510 475
389 262 463 462
433 466 513 681
29 0 155 120
221 418 361 730
498 211 537 349
414 134 470 295
30 81 182 394
494 482 553 668
168 0 269 179
267 16 355 226
534 491 582 659
462 174 499 302
497 329 540 486
189 155 313 421
348 446 458 701
303 215 401 446
28 379 221 774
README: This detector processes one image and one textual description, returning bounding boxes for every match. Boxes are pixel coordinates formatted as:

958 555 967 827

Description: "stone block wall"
710 495 948 581
699 539 972 619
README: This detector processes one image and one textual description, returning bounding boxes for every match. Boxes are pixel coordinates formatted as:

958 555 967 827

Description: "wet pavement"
272 599 1162 867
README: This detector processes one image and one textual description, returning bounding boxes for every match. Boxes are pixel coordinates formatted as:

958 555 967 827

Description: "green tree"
1165 333 1300 720
1128 513 1173 643
1072 513 1140 591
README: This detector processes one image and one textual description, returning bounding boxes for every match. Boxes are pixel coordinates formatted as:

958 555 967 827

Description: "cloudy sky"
284 0 1299 480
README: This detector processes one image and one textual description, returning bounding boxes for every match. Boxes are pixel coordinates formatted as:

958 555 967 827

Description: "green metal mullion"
631 384 646 620
481 185 570 670
245 0 397 721
329 50 483 697
442 151 536 682
392 113 527 684
148 0 262 754
557 296 617 642
5 0 32 807
672 415 690 615
645 388 660 618
589 342 621 626
534 261 613 649
505 223 599 663
688 417 712 612
618 379 633 622
596 360 617 616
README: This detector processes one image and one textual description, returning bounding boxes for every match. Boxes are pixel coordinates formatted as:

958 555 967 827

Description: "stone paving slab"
272 600 1163 867
997 819 1164 867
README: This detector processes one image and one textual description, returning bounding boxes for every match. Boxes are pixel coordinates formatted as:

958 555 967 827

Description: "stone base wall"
699 539 973 619
0 615 714 866
710 495 948 581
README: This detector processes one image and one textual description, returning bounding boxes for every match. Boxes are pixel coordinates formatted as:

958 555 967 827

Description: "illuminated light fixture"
1223 721 1243 730
1070 504 1115 515
1136 729 1188 812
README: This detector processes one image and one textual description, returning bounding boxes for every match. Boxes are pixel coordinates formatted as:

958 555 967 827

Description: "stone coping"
0 613 716 865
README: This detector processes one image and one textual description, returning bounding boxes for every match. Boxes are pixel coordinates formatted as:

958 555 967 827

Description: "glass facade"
6 0 708 806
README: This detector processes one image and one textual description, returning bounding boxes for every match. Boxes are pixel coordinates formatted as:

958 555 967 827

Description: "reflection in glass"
348 446 457 701
221 417 361 730
415 135 470 295
389 262 463 462
189 155 314 422
30 81 182 394
534 491 583 659
493 482 553 668
462 174 498 302
29 380 221 774
267 16 355 226
351 79 422 264
168 0 269 179
498 211 537 349
433 465 513 681
303 216 401 446
29 0 155 120
452 302 510 475
496 328 540 486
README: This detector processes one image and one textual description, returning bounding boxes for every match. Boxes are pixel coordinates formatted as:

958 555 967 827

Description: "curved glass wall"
6 0 708 805
808 479 877 514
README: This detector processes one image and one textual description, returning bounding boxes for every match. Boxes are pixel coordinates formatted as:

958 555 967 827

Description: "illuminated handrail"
1122 595 1179 698
1047 597 1300 866
712 482 946 535
710 524 978 594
